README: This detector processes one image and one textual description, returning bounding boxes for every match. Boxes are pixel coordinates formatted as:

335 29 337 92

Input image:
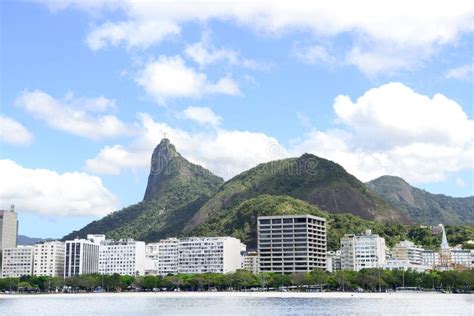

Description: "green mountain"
190 194 474 251
185 154 409 232
63 138 224 241
367 175 474 226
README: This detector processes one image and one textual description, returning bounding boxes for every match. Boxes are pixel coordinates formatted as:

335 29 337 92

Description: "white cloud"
37 0 474 75
446 63 474 80
86 113 288 179
182 106 222 126
0 159 119 216
0 115 33 146
136 56 240 104
291 82 474 183
15 90 133 139
292 44 336 65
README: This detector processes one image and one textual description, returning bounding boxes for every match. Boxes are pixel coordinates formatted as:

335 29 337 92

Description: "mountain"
17 235 52 245
367 175 474 226
63 138 224 241
185 154 409 232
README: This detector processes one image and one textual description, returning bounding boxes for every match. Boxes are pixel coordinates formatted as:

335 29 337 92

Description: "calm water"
0 293 472 315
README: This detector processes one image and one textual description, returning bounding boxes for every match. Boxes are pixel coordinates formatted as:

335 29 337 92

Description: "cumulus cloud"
86 113 288 179
181 106 222 126
291 82 474 183
15 90 133 139
0 159 119 216
36 0 474 75
292 44 336 66
446 63 474 80
0 115 33 146
136 56 240 104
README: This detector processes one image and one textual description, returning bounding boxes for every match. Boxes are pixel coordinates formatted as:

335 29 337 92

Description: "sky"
1 0 473 239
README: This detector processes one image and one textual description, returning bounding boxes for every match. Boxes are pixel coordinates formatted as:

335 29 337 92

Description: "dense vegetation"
368 176 474 225
191 195 474 251
2 269 473 293
186 154 407 232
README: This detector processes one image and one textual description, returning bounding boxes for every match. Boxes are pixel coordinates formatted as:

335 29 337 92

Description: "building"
421 250 439 268
99 239 145 276
33 241 65 277
340 230 386 271
178 237 245 274
0 208 18 251
258 214 327 274
451 249 472 268
144 243 160 275
326 250 341 272
242 251 259 274
64 239 99 277
87 234 106 245
157 238 179 276
380 259 429 272
1 246 34 278
391 240 423 265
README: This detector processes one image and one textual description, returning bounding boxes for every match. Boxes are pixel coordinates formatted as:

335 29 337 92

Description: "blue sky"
1 1 473 238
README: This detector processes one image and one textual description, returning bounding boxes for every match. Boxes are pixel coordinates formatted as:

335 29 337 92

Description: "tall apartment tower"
258 214 327 274
0 208 18 250
340 230 386 271
99 239 146 276
157 238 179 276
64 239 99 277
33 241 65 277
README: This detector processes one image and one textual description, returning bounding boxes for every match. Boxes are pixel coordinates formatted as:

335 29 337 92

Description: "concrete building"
340 230 386 271
64 239 99 277
391 240 423 265
326 250 341 272
451 249 472 268
258 214 327 274
380 259 430 272
157 238 179 276
1 246 34 278
99 239 145 276
178 237 246 274
33 241 65 277
0 208 18 251
242 251 259 274
144 243 160 275
421 250 439 268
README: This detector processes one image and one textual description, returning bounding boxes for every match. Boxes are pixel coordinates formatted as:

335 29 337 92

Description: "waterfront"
0 292 472 315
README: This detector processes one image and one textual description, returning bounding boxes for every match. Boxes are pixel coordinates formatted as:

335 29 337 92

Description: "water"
0 292 472 315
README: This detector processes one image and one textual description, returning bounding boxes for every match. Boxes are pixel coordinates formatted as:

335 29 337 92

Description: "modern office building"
64 239 99 277
326 250 341 272
33 241 65 277
0 208 18 251
157 238 179 276
1 246 34 278
242 251 259 274
340 230 386 271
178 237 246 274
99 239 145 276
391 240 423 265
258 214 327 274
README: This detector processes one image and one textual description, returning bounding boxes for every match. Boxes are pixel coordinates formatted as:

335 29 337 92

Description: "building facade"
258 214 327 274
451 249 472 268
340 230 386 271
326 250 341 272
144 242 160 275
1 246 34 278
99 239 145 276
421 250 439 268
64 239 99 277
157 238 179 276
0 208 18 251
391 240 423 265
242 251 259 274
178 237 245 274
33 241 65 277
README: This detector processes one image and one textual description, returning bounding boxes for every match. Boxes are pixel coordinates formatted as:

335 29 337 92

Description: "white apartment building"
178 237 245 274
242 251 259 274
380 259 429 272
157 238 179 276
64 239 99 277
258 215 327 274
391 240 423 265
33 241 65 277
1 246 34 278
144 242 160 275
99 239 145 276
421 250 439 268
326 250 341 272
451 249 472 268
0 208 18 250
340 230 386 271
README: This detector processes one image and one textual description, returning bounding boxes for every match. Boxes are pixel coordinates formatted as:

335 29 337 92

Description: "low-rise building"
380 259 430 272
1 246 34 278
33 241 65 277
64 239 99 277
242 251 259 274
326 250 341 272
340 230 386 271
99 239 145 276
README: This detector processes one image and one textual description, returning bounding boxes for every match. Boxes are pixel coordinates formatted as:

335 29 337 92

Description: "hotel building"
340 230 386 271
99 239 145 276
258 214 327 274
1 246 34 278
33 241 65 277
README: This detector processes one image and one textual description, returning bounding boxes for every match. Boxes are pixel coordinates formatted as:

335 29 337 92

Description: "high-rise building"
178 237 246 274
1 246 34 278
0 208 18 251
64 239 99 277
157 238 179 276
340 230 386 271
144 242 160 275
258 214 327 274
242 251 259 274
391 240 423 265
33 241 65 277
99 239 145 276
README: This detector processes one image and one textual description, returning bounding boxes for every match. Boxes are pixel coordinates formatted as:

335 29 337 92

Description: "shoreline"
1 291 472 299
